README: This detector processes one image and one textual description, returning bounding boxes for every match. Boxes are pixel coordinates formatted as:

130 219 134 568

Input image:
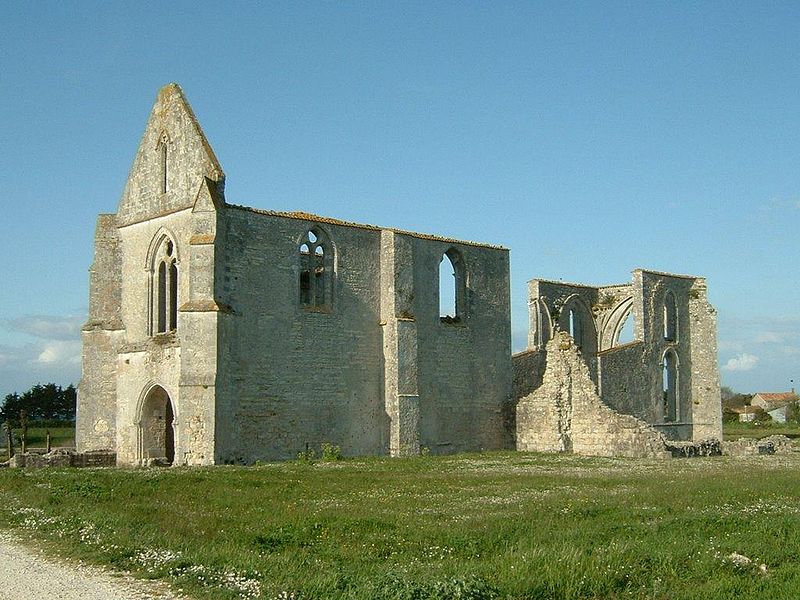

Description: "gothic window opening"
616 311 635 345
664 290 677 341
299 228 333 310
557 296 597 355
157 132 169 194
568 308 580 342
157 261 167 332
662 349 678 422
149 235 179 335
439 248 466 323
169 262 178 330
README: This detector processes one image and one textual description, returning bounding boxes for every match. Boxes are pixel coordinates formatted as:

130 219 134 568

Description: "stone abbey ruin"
76 84 723 466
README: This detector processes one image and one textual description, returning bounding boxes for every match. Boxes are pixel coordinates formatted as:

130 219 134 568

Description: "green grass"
723 420 800 440
2 452 800 599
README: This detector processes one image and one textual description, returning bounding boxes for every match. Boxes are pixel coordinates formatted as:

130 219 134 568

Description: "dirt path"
0 533 186 600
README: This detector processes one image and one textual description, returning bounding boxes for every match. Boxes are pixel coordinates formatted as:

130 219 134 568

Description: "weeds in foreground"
1 452 800 599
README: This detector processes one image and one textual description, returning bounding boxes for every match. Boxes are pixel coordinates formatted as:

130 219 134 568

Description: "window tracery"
299 228 333 310
149 235 178 334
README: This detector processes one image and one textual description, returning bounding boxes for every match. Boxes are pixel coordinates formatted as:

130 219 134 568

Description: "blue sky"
1 2 798 395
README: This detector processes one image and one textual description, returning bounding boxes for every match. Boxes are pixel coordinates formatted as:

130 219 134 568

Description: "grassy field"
722 421 800 439
1 451 800 599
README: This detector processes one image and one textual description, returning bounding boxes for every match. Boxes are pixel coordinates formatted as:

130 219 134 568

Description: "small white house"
751 392 798 424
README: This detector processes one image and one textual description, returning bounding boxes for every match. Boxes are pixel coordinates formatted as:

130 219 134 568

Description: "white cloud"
756 331 784 344
718 339 744 352
722 353 759 372
0 313 85 394
36 340 81 366
8 315 83 341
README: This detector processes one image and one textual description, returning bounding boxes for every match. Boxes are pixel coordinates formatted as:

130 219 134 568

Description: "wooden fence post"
19 410 27 455
4 420 13 459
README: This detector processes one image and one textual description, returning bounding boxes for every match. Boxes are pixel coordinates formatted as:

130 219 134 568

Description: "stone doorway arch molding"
135 381 178 466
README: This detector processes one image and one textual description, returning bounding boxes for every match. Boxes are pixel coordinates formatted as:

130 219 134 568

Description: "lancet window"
149 235 178 334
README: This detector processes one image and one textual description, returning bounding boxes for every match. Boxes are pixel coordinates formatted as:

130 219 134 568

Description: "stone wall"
5 449 116 468
214 207 512 462
688 279 723 440
521 269 723 447
516 332 670 458
215 208 386 462
80 85 225 466
76 214 123 453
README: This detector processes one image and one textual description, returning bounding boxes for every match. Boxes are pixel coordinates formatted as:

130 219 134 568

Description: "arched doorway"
137 385 176 465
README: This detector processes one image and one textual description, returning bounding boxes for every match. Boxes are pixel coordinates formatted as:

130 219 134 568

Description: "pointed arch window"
439 248 466 323
149 235 178 334
299 228 333 310
663 290 677 341
662 349 679 422
557 296 595 352
157 132 170 195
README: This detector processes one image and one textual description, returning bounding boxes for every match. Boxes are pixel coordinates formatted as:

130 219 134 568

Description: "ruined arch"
599 296 636 350
530 298 553 348
661 349 679 422
135 383 177 465
557 295 596 353
439 247 466 322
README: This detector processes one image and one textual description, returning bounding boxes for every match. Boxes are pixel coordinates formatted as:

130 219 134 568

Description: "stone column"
380 230 420 456
688 279 723 441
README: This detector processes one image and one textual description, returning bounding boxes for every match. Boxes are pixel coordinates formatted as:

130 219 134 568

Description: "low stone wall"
722 435 794 456
2 449 117 468
665 438 722 457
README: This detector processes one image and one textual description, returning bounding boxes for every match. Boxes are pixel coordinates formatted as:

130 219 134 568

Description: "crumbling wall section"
517 332 670 458
528 269 719 445
527 280 599 380
687 278 723 440
77 214 124 453
512 349 546 402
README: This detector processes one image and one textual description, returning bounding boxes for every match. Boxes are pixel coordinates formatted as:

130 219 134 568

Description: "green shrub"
321 442 343 461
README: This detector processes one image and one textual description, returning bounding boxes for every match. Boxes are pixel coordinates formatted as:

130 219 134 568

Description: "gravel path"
0 533 187 600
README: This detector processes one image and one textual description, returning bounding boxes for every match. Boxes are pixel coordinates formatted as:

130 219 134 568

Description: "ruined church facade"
76 84 512 466
77 84 723 466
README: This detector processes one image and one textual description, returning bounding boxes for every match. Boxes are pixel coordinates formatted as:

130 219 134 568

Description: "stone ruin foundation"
515 331 748 459
1 449 116 469
516 332 673 458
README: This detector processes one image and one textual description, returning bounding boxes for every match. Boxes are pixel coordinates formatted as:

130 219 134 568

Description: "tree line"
1 383 76 425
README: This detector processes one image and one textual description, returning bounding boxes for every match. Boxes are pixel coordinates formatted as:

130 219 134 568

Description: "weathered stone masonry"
77 84 722 465
77 84 512 465
514 270 723 456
